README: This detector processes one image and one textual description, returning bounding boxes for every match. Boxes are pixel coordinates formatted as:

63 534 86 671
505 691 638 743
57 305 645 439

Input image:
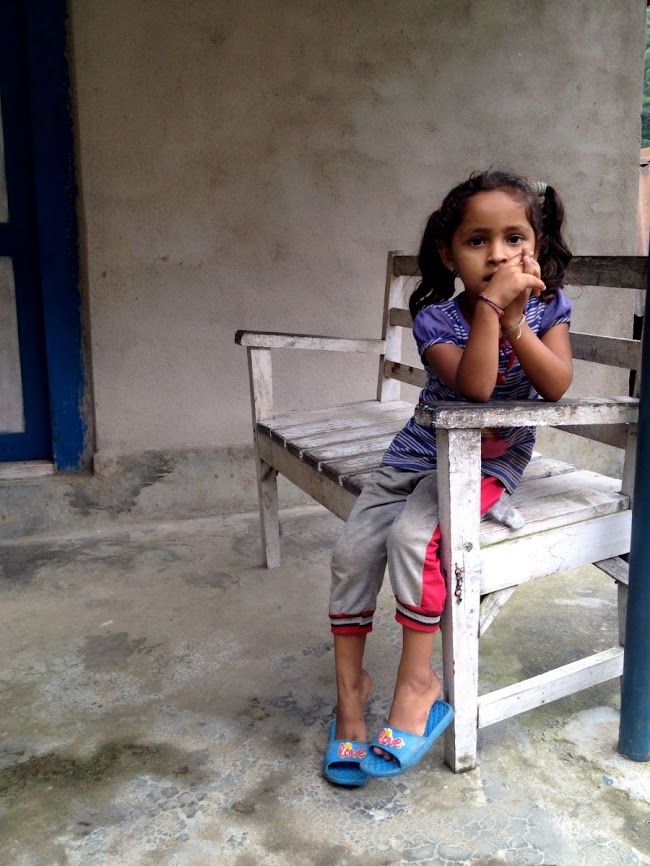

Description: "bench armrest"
235 330 385 354
414 397 639 429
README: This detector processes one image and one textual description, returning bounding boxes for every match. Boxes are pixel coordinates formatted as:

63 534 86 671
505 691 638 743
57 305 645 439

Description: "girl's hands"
486 246 545 327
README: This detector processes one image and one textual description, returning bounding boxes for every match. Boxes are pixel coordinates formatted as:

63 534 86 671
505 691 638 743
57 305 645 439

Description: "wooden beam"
479 587 517 637
377 250 405 401
478 647 624 728
415 397 639 430
389 307 414 328
392 253 647 289
257 434 355 520
236 330 385 354
480 510 632 594
553 423 629 449
383 360 427 388
437 428 483 772
570 332 641 369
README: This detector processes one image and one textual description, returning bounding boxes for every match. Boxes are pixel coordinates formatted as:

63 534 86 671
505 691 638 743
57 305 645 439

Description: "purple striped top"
382 290 572 493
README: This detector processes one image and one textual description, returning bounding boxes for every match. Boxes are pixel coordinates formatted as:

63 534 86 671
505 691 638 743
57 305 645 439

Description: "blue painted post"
619 275 650 762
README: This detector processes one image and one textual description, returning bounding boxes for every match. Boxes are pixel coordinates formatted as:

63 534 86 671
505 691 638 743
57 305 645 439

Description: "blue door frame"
0 0 51 460
0 0 90 470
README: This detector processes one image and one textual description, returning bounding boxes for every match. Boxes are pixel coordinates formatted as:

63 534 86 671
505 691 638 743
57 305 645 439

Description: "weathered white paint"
0 460 54 480
237 332 385 354
437 427 484 772
479 587 517 637
569 332 641 369
480 510 632 593
415 397 639 429
377 251 404 402
477 647 625 728
258 434 355 521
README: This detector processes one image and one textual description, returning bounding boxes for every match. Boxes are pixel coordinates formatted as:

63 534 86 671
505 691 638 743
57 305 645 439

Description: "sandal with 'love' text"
323 721 369 787
360 699 454 778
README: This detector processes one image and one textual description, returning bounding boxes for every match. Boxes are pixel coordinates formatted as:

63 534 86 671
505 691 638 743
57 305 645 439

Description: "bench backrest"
377 252 646 449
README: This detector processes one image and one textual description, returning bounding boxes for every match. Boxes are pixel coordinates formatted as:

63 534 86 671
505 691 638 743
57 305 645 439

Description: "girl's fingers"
528 275 546 297
522 251 541 279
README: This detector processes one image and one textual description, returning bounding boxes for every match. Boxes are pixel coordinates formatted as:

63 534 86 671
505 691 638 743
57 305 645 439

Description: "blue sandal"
360 700 454 777
323 721 369 787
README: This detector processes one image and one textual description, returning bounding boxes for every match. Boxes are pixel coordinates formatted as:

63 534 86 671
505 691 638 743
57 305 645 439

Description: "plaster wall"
69 0 646 457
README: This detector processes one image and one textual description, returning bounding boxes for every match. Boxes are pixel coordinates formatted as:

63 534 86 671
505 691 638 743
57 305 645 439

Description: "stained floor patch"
0 739 209 860
0 740 204 798
81 632 149 672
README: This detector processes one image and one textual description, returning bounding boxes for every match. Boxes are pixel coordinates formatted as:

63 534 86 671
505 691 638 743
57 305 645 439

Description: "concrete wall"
69 1 646 469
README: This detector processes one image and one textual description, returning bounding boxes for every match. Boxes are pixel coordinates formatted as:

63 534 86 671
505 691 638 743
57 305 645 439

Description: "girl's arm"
501 251 573 401
424 249 571 402
425 312 573 403
507 321 573 401
426 248 547 401
424 302 504 402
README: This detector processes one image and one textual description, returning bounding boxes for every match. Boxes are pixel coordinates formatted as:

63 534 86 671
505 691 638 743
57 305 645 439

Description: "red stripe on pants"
396 476 504 632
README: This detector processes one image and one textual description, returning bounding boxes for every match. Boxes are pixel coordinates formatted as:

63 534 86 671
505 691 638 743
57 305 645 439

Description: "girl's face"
439 189 537 296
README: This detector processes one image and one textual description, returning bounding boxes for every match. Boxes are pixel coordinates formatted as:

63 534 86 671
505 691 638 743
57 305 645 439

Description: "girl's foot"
373 668 442 760
335 669 374 743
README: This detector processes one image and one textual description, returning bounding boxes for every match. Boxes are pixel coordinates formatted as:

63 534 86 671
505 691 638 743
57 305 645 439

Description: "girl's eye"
468 237 484 247
508 235 525 244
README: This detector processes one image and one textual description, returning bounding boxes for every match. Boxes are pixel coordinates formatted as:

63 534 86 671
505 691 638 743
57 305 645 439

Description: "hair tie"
531 181 547 198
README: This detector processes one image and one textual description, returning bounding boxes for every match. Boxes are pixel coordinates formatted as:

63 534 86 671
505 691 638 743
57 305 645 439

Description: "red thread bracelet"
478 293 504 318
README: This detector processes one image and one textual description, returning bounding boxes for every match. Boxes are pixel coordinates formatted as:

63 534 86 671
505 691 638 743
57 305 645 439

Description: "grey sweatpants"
329 466 445 634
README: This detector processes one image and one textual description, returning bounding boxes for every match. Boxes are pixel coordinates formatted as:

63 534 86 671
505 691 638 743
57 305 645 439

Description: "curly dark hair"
409 169 572 318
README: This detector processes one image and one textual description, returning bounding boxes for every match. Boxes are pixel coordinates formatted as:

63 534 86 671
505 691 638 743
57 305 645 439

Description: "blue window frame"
0 0 90 470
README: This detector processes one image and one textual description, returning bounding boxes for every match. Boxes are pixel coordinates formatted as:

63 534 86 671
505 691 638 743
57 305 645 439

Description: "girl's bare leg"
333 634 374 742
374 626 441 758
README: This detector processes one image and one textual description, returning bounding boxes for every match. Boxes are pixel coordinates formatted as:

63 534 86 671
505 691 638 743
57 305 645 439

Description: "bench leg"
436 427 482 773
442 590 480 773
255 456 281 568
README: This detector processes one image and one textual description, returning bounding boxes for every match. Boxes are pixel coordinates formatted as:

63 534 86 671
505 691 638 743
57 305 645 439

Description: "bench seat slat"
337 454 595 498
480 510 631 594
340 469 377 494
261 400 412 442
286 417 409 456
481 477 628 544
303 433 397 468
519 456 578 480
275 410 411 450
320 450 390 484
260 399 410 431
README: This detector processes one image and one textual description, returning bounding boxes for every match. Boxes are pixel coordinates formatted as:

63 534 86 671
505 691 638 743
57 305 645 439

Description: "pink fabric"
395 476 504 633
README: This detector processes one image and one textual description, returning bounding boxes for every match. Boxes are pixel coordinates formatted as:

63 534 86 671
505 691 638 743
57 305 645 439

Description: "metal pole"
619 279 650 761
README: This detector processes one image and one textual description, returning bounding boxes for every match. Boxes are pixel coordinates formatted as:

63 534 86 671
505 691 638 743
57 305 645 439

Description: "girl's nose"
487 243 509 264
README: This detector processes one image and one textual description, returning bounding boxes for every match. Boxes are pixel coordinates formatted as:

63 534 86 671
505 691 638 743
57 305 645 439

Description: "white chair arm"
235 330 385 354
415 397 639 430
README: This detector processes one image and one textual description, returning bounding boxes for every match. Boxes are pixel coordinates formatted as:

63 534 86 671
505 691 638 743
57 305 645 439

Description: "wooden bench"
236 252 643 772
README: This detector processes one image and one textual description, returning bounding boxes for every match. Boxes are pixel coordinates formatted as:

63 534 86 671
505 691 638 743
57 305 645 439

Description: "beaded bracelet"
501 313 525 340
478 293 504 318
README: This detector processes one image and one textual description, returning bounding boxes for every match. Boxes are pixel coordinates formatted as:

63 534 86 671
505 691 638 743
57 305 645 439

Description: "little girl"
323 169 573 785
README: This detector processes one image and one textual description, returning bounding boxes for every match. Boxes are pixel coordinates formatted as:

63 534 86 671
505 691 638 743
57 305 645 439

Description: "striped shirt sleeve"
412 302 461 359
539 288 572 334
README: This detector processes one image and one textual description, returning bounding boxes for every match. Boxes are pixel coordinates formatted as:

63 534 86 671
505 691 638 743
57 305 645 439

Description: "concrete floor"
1 504 649 866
